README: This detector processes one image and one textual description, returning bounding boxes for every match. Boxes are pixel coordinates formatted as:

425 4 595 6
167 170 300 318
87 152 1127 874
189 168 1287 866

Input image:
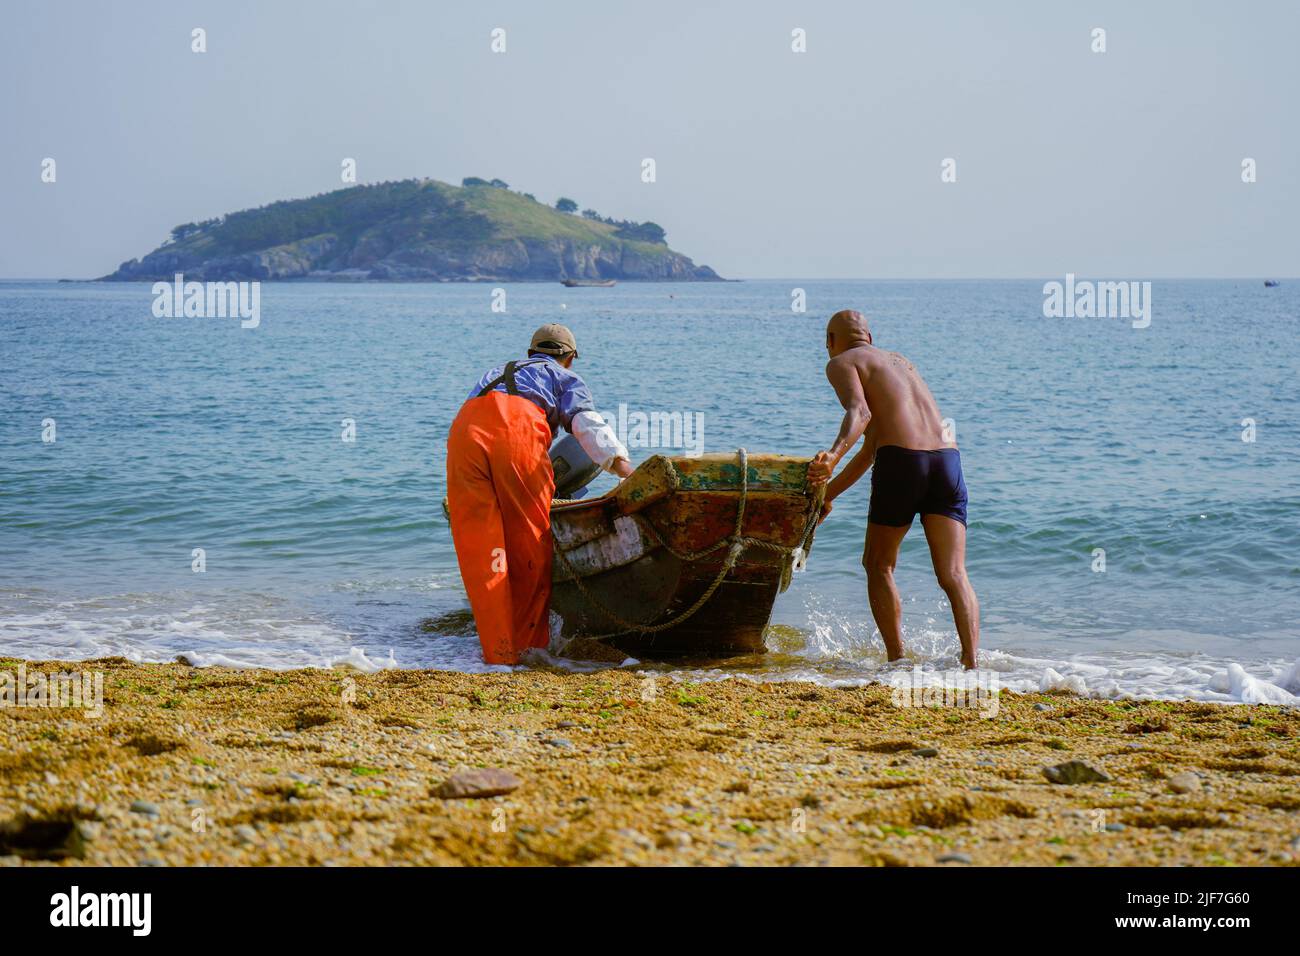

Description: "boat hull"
549 453 819 658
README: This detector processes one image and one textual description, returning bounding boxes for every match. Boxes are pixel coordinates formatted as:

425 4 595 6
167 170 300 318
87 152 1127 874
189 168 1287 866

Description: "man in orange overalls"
447 324 635 664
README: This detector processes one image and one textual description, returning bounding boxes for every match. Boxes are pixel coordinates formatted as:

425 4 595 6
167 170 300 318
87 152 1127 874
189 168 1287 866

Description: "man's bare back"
828 345 953 454
807 309 980 669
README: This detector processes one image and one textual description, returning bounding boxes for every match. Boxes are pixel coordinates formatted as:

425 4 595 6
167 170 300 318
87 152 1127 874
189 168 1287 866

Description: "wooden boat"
549 451 822 658
560 278 617 288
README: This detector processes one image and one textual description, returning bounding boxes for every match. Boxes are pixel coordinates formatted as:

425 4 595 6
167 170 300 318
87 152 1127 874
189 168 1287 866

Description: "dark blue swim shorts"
868 445 968 528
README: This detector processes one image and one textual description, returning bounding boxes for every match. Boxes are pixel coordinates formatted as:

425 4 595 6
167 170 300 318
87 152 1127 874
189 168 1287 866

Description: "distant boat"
560 278 616 288
1264 280 1279 287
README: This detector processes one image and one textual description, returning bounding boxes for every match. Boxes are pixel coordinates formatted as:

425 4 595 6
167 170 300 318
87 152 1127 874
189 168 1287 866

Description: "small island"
101 178 722 283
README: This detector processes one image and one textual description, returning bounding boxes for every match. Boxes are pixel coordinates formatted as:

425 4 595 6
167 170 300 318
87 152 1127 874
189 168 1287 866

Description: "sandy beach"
1 657 1296 867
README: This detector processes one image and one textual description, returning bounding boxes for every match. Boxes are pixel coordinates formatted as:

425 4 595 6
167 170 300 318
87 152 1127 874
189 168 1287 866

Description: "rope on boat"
551 448 822 639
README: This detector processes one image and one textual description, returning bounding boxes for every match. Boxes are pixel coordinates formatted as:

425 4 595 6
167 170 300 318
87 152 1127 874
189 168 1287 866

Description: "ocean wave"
1 586 1295 707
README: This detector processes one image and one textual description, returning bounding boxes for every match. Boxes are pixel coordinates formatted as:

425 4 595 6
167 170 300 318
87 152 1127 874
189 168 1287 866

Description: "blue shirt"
467 354 595 436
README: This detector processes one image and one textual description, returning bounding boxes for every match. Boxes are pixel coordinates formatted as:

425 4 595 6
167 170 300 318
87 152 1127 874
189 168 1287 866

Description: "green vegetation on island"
104 178 721 282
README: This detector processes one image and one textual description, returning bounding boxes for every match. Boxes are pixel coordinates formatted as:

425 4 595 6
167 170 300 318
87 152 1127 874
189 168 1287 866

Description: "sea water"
1 279 1297 703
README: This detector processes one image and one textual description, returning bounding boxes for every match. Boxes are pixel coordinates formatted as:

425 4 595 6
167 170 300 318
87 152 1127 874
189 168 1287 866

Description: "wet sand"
1 658 1297 866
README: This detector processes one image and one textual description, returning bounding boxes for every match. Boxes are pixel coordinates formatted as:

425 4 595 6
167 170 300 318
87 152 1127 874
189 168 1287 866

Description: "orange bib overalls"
446 362 556 664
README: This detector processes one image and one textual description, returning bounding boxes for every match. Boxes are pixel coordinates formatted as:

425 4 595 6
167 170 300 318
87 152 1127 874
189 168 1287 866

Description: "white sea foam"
0 587 1295 706
658 649 1300 707
1209 662 1299 706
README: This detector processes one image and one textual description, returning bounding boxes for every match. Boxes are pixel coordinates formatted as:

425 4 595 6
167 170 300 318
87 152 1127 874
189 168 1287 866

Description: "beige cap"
530 322 578 357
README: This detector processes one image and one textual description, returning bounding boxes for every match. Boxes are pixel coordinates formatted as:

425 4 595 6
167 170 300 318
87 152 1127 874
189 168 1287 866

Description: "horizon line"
1 275 1295 283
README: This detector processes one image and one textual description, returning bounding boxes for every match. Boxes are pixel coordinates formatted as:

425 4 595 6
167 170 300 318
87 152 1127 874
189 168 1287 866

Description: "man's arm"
558 371 636 479
571 411 634 478
826 421 878 503
807 356 870 486
816 422 877 524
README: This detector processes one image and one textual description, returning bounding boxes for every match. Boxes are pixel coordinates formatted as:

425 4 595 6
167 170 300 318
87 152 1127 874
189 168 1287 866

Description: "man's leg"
863 522 911 661
493 402 556 656
495 451 555 654
447 418 516 664
919 513 979 669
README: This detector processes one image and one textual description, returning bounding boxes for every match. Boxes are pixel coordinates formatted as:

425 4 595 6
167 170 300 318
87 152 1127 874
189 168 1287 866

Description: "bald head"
826 309 872 357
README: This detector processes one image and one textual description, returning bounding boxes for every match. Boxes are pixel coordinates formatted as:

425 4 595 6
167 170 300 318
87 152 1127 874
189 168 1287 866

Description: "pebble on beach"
435 768 523 800
1043 761 1112 785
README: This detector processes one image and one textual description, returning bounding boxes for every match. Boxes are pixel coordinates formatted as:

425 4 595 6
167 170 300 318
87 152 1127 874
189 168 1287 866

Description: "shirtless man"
806 310 979 669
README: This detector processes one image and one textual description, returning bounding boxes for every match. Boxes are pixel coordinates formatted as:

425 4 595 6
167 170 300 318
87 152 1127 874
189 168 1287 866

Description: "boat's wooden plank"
612 455 678 514
550 497 617 549
606 576 778 657
640 492 813 552
554 515 649 577
672 454 810 493
550 549 682 638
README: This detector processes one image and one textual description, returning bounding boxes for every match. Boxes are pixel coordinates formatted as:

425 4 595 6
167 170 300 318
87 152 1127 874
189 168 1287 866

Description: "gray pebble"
937 853 973 864
616 828 655 850
76 821 100 842
129 800 159 816
660 830 693 849
1043 760 1111 784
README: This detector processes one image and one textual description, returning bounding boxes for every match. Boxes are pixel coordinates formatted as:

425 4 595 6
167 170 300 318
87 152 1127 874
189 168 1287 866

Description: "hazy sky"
2 0 1296 279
